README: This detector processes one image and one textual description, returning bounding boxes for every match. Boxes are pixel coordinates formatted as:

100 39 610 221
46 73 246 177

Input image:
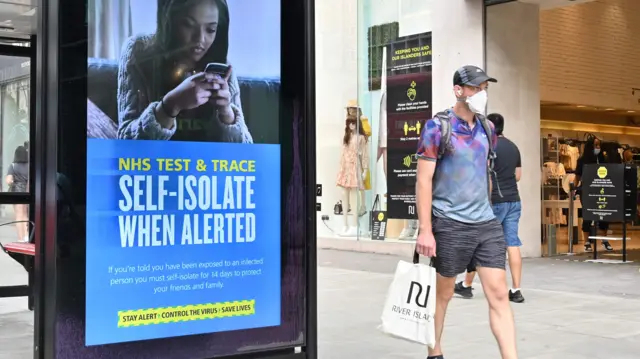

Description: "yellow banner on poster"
117 300 256 327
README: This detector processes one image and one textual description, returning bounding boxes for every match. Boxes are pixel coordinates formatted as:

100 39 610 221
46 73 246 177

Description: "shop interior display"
541 132 640 255
335 100 370 237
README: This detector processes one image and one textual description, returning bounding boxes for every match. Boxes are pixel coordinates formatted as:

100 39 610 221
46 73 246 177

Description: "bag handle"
413 248 436 267
371 194 380 211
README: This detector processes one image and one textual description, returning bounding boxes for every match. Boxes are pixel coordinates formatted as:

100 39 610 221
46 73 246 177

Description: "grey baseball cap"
453 65 497 87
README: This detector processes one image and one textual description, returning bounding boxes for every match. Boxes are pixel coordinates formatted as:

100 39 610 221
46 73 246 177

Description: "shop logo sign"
406 281 431 308
597 166 608 179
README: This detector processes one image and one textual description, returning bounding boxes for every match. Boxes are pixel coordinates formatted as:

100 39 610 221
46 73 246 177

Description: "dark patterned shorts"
432 215 506 278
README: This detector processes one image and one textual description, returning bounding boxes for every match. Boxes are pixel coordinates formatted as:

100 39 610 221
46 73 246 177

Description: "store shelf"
541 119 640 136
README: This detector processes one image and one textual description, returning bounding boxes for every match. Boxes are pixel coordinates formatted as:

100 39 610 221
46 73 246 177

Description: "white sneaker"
338 226 349 236
344 226 358 237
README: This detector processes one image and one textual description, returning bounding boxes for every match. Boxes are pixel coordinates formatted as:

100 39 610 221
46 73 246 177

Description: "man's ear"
454 85 463 97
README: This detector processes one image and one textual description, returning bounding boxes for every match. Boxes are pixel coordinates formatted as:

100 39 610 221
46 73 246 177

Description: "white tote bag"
379 252 436 348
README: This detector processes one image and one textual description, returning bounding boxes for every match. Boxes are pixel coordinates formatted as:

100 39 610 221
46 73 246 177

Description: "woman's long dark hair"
152 0 230 97
343 117 367 145
156 0 230 65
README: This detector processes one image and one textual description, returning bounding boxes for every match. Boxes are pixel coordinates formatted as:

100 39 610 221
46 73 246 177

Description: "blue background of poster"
85 139 281 345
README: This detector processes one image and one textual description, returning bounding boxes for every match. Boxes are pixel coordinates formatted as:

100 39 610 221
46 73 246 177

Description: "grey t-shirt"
8 162 28 184
491 137 521 204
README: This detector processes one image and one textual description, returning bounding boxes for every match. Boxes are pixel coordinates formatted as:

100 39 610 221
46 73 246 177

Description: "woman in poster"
117 0 252 143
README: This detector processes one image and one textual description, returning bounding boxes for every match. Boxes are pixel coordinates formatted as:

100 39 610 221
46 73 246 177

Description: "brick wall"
540 0 640 111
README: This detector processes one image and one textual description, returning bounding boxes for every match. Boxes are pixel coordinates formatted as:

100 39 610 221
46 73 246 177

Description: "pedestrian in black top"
455 113 525 303
574 137 613 252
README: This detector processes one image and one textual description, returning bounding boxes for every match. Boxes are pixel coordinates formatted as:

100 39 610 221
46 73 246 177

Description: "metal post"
568 185 574 254
623 220 627 263
304 0 317 357
546 224 557 256
592 223 598 260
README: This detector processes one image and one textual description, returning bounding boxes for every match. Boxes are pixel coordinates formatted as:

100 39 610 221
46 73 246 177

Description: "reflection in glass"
5 146 29 241
1 68 30 193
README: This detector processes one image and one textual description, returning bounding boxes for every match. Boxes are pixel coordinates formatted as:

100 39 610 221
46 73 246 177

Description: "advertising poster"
385 33 432 219
86 0 281 346
582 164 624 222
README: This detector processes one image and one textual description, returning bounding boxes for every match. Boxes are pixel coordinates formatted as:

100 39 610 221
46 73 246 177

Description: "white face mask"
465 90 488 115
593 148 601 155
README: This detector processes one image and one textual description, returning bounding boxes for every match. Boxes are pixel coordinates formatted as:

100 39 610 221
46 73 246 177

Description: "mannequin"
336 106 369 236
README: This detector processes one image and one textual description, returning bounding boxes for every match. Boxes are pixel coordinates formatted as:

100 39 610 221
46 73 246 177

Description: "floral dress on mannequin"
336 134 369 189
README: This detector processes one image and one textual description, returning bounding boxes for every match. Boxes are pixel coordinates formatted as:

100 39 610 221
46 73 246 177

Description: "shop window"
353 0 432 242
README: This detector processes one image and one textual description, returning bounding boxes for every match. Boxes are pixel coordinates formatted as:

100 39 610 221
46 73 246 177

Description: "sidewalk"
2 247 640 358
0 216 32 359
318 249 640 358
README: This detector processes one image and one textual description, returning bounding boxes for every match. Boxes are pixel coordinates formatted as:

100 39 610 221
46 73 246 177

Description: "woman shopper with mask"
574 137 613 252
416 65 517 359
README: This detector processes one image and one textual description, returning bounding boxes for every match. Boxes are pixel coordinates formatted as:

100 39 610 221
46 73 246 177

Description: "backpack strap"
477 114 503 198
477 114 496 167
434 111 451 160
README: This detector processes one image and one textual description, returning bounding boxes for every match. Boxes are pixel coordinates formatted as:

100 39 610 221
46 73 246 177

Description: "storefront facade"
317 0 640 260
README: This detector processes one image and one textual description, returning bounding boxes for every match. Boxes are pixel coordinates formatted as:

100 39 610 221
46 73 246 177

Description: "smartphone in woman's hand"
204 62 230 77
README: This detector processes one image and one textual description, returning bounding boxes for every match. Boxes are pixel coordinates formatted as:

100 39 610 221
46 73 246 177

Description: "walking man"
454 113 525 303
416 66 517 359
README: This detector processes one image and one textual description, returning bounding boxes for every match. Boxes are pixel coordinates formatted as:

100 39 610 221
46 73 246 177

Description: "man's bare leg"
427 274 456 357
477 266 517 359
507 247 522 289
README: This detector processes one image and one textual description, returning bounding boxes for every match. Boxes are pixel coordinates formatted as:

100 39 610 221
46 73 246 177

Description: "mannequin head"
343 118 366 145
347 119 356 131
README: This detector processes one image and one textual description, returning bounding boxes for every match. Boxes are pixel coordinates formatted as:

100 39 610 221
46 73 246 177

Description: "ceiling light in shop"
576 105 586 108
605 108 615 111
629 111 636 113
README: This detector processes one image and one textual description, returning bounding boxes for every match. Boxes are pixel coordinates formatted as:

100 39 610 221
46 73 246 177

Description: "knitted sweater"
116 34 253 143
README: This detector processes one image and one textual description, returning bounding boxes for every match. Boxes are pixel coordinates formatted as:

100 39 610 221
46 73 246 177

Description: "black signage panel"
385 32 432 219
582 164 625 222
386 149 418 218
624 164 638 220
370 211 388 241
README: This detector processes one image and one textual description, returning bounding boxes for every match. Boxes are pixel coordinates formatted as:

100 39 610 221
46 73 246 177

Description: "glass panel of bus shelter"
0 56 30 194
